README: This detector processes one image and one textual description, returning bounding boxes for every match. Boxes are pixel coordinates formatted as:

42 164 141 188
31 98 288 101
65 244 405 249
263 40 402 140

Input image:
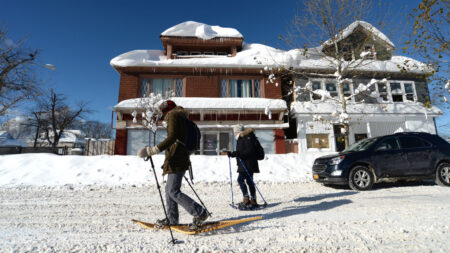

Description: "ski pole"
145 156 177 245
183 175 211 217
228 156 234 206
237 157 268 206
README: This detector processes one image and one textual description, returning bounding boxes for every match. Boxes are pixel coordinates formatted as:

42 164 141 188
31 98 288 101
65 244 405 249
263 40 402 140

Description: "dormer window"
342 43 354 61
362 44 375 59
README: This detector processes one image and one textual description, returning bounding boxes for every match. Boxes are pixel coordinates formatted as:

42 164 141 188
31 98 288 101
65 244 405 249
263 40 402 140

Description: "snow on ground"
0 154 449 252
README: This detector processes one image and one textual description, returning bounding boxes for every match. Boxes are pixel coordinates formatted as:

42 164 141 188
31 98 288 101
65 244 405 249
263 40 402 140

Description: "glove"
137 146 161 158
227 151 237 158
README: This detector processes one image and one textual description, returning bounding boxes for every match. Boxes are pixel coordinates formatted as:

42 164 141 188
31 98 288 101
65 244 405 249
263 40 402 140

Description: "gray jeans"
165 170 204 224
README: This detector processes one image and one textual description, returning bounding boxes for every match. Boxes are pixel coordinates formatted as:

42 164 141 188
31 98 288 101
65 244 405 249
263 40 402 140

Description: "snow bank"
0 153 335 187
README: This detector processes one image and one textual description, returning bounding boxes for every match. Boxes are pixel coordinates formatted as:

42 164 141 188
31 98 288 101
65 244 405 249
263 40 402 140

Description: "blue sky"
2 0 447 135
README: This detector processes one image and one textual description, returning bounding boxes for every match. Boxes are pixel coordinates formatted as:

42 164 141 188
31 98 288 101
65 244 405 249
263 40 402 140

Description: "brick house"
111 21 288 155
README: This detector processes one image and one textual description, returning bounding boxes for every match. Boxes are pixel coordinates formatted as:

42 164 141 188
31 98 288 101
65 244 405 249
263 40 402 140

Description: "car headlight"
331 170 343 176
329 156 345 165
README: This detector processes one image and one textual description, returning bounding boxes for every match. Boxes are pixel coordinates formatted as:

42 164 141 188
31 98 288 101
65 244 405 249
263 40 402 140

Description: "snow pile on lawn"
0 152 334 187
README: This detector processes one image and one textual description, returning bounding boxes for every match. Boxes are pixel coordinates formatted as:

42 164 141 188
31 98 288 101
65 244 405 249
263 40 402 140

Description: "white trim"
308 78 354 102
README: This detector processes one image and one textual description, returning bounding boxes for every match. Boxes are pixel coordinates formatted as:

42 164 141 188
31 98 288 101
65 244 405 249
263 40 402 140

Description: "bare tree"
36 89 90 148
0 27 41 116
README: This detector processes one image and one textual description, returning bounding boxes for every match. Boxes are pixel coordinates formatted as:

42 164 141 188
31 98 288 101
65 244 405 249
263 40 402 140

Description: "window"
311 81 322 100
176 51 188 56
388 81 417 103
190 51 201 56
309 80 352 100
377 83 389 102
201 131 232 155
220 79 227 97
254 80 261 98
404 83 415 101
398 136 429 149
326 82 338 97
343 83 352 97
220 79 261 98
175 78 183 97
363 44 375 59
376 138 399 150
141 79 149 97
390 82 403 102
142 78 174 97
354 133 368 142
342 43 353 61
217 52 227 56
230 80 252 97
306 134 329 149
204 52 214 55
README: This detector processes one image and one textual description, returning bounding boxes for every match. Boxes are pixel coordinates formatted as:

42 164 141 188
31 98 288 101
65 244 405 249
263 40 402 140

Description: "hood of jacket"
239 128 255 138
164 106 188 121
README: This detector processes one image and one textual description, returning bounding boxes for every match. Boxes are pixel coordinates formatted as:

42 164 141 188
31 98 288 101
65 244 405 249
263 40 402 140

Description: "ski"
132 216 262 235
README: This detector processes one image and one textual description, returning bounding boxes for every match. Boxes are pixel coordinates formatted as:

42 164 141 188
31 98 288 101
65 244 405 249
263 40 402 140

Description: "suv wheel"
349 166 374 191
435 162 450 187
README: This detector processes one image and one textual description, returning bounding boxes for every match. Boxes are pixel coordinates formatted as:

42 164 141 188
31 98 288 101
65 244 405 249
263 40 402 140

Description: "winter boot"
155 218 172 228
249 198 258 209
189 210 209 230
238 196 250 209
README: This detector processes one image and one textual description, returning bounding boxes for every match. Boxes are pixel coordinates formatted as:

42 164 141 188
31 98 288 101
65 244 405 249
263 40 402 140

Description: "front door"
334 125 346 152
371 137 408 177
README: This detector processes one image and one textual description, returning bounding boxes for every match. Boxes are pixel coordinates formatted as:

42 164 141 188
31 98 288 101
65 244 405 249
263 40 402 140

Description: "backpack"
180 118 201 155
254 137 265 160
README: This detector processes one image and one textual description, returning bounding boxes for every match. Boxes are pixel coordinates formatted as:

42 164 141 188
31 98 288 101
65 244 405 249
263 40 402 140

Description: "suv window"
398 136 429 149
376 137 399 151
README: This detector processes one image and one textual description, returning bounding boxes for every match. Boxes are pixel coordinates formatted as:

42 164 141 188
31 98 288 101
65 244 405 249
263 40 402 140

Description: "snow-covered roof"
323 20 395 48
44 130 86 144
161 21 243 40
290 101 442 116
110 43 430 74
114 97 287 111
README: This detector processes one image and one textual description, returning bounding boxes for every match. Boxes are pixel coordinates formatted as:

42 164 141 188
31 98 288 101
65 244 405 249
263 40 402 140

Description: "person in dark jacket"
137 100 208 228
228 124 260 209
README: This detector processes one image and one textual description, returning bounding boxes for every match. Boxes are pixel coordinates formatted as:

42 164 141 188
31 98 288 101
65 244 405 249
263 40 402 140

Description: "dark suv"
312 132 450 190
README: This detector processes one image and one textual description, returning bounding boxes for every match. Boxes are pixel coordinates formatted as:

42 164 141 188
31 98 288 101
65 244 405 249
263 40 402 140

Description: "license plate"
313 174 319 179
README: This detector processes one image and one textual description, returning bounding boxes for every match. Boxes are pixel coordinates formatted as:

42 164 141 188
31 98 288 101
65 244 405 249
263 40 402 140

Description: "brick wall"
263 77 282 99
114 129 127 155
185 76 220 97
274 129 286 154
118 73 139 102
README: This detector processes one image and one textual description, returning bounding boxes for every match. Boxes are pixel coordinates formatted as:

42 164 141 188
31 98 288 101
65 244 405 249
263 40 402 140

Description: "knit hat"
233 124 244 134
159 100 176 114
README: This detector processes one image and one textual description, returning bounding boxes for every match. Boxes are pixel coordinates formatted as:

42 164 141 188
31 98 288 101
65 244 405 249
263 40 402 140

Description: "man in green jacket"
137 100 208 229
